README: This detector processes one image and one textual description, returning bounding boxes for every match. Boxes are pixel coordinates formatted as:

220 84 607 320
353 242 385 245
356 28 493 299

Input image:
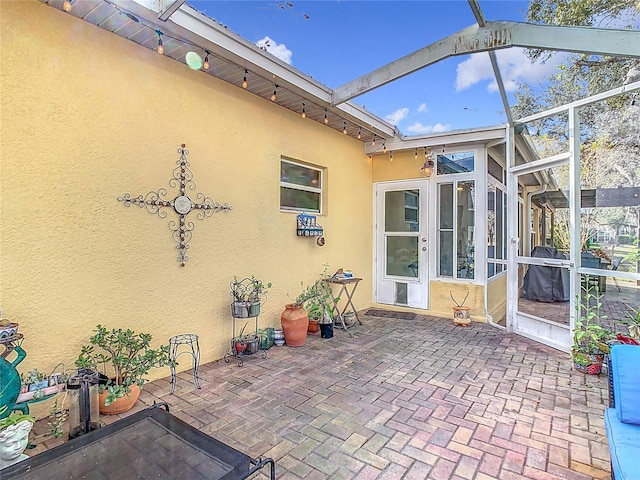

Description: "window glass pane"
439 184 453 229
385 190 419 232
281 161 321 188
496 189 504 259
488 186 496 258
386 236 419 278
488 262 495 278
439 231 453 276
457 181 475 279
488 156 503 182
437 151 475 174
280 187 320 212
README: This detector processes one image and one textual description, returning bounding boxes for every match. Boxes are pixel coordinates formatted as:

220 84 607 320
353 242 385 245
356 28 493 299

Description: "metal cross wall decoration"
118 144 232 266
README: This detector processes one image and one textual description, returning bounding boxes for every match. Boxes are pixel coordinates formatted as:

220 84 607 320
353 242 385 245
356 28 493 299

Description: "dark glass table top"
1 405 268 480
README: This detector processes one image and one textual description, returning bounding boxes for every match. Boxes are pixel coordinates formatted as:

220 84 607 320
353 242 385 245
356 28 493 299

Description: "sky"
189 0 563 135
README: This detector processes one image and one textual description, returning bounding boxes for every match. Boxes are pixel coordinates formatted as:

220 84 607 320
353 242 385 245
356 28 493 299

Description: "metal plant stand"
224 311 266 367
169 334 201 394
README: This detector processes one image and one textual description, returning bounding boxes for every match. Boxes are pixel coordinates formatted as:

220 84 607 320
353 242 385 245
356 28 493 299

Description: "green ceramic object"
0 346 26 419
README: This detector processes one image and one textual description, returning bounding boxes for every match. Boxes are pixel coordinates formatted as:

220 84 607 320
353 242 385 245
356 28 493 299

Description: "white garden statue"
0 420 33 468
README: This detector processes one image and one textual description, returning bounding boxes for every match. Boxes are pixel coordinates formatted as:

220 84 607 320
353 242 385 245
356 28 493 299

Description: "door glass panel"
385 190 419 232
457 181 475 279
439 231 453 276
517 259 570 325
386 236 419 278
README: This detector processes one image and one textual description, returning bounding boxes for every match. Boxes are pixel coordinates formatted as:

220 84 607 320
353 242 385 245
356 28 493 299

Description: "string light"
414 148 418 160
271 84 278 102
383 142 387 153
63 0 72 12
301 103 306 119
242 70 248 89
372 134 376 146
155 30 164 55
357 128 362 140
203 51 210 70
324 109 328 124
389 151 393 161
343 122 347 134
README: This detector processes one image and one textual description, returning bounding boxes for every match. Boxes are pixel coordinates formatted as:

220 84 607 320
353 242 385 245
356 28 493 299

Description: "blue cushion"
610 345 640 425
604 408 640 479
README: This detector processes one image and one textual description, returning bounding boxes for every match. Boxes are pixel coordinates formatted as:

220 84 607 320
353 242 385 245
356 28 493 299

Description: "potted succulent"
451 291 471 326
0 407 35 468
230 276 271 318
75 325 171 415
572 278 613 374
232 323 260 355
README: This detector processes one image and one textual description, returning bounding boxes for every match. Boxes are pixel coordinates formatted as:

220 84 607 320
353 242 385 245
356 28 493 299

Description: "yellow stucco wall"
487 274 507 323
372 150 424 182
0 0 373 414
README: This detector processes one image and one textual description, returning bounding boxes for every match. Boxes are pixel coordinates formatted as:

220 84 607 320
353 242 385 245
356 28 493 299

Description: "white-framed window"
437 180 476 279
280 158 323 213
404 191 419 224
487 179 507 278
437 151 475 175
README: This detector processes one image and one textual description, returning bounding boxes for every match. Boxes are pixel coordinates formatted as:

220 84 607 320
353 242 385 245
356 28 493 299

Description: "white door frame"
374 180 429 309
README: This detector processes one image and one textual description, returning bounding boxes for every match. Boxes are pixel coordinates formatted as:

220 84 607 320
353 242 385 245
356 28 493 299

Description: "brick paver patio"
31 313 611 479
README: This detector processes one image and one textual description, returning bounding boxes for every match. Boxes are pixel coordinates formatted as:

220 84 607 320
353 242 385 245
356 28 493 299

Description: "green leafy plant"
75 325 171 407
623 304 640 339
292 264 339 323
46 399 67 438
230 276 271 303
0 408 35 431
573 277 613 354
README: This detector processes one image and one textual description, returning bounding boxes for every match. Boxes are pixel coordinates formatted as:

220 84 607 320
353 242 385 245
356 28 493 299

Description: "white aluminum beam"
158 0 186 21
333 21 640 105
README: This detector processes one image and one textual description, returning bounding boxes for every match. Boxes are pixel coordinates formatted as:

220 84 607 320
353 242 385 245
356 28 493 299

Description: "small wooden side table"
324 277 363 337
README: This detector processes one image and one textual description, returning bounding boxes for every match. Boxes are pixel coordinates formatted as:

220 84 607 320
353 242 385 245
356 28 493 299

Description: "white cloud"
455 48 563 92
384 107 409 125
407 122 451 134
417 103 428 113
256 36 292 65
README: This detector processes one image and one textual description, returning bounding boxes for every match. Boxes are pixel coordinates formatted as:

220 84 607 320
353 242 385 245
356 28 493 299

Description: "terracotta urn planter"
280 304 309 347
99 383 140 415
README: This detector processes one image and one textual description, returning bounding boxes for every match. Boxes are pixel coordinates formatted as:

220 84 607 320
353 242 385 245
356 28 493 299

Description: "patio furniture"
604 344 640 479
168 334 201 394
324 277 363 336
0 403 275 480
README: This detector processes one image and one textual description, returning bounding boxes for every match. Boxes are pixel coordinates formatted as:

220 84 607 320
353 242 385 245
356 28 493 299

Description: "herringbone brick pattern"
33 314 612 479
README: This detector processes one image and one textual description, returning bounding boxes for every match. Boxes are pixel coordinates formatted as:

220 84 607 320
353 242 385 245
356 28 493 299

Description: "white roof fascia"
158 0 186 21
333 21 640 105
365 125 505 155
117 0 396 138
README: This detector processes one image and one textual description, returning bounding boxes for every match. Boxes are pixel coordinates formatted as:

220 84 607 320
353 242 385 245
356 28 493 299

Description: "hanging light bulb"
372 134 376 146
324 109 329 124
271 84 278 102
357 128 362 140
63 0 72 12
301 103 306 119
156 30 164 55
383 142 387 153
242 69 248 89
414 148 418 160
389 151 393 161
343 122 347 135
203 51 210 70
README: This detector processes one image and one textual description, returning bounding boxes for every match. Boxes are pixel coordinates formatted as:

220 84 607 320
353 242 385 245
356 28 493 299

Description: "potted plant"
230 276 271 318
75 325 171 415
451 291 471 326
0 407 35 468
302 265 339 339
572 278 613 374
623 304 640 339
232 322 260 355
